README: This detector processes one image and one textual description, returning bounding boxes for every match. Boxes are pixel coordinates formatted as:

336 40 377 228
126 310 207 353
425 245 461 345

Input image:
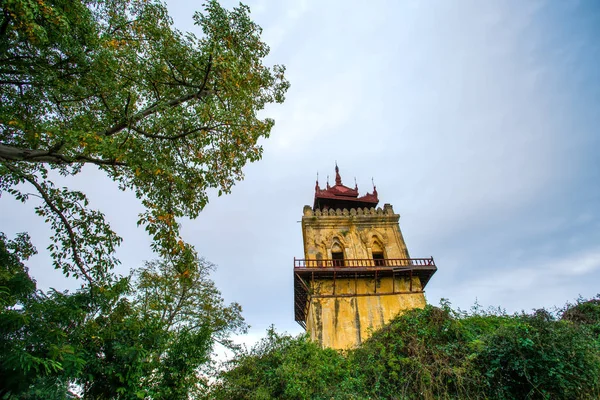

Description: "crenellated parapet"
303 203 396 217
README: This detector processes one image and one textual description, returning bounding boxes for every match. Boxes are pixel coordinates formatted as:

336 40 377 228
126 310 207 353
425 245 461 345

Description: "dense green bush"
210 299 600 400
562 298 600 337
477 310 600 399
210 327 357 400
349 304 484 399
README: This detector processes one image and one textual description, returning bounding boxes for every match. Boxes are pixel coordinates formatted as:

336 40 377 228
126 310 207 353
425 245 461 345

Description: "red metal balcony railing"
293 257 438 327
294 257 435 268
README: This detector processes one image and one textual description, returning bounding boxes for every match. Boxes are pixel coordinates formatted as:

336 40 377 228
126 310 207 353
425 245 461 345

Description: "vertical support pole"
409 270 413 292
375 270 377 294
355 272 357 295
392 270 395 293
333 271 336 296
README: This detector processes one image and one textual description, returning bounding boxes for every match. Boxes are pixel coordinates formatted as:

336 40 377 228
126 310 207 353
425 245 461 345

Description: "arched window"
331 242 344 267
372 241 385 266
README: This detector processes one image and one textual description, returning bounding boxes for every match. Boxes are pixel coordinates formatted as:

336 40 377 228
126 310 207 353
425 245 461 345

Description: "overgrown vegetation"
0 0 287 397
209 299 600 400
0 233 246 399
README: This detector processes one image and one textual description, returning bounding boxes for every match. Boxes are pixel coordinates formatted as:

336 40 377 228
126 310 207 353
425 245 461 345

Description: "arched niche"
331 239 345 266
371 239 386 266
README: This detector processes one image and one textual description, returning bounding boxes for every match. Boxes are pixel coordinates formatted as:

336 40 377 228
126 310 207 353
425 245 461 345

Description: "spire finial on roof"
372 177 378 197
326 175 330 189
354 177 358 190
334 162 342 185
315 172 320 192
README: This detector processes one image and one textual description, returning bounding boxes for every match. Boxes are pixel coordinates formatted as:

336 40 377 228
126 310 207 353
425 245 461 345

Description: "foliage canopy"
0 0 289 284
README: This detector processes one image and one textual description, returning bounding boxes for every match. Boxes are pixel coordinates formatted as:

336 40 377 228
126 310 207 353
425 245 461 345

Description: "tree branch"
101 55 213 137
101 89 212 137
131 124 218 140
0 80 33 86
2 164 94 285
165 282 189 330
0 143 126 166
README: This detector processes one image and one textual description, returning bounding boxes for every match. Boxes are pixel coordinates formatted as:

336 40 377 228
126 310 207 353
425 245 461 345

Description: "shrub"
211 327 356 400
208 300 600 400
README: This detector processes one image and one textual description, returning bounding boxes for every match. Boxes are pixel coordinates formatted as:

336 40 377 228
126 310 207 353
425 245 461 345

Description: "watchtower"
293 165 437 349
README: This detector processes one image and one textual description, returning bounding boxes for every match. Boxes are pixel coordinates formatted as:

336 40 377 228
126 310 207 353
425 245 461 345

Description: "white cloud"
439 249 600 312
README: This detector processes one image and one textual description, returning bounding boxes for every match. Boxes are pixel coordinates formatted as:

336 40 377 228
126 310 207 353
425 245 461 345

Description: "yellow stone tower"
293 165 437 349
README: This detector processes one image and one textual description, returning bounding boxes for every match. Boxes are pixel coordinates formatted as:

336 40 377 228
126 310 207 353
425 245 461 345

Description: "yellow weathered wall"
301 204 427 349
306 277 426 349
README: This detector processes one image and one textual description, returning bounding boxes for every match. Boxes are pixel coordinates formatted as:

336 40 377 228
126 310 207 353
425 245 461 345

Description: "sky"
2 0 600 346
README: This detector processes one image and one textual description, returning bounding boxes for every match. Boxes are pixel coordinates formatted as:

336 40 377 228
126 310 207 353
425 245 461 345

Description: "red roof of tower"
313 164 379 210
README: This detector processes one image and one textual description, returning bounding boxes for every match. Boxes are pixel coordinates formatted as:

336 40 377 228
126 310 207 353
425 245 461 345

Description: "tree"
1 233 246 399
0 232 85 398
75 254 247 399
0 0 286 397
0 0 289 284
